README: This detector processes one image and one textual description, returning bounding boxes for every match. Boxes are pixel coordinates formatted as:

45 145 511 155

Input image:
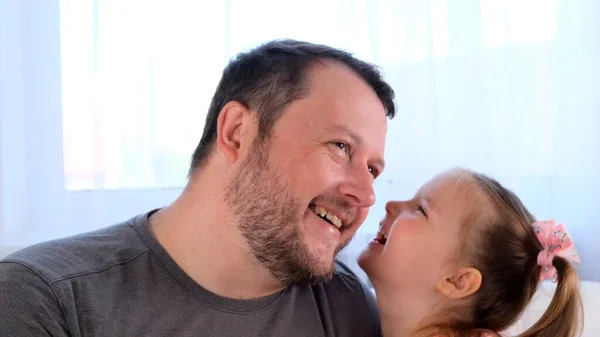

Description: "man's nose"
337 167 376 208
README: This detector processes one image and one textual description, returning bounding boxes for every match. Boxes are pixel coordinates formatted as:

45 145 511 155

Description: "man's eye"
334 142 347 151
331 142 350 155
368 166 379 178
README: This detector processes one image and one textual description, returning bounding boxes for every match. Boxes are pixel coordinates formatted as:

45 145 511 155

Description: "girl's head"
358 168 583 337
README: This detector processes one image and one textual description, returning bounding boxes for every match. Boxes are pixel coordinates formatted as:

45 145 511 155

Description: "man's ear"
436 267 482 300
215 101 254 164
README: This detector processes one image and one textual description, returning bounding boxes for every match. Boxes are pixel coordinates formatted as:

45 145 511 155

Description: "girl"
359 168 583 337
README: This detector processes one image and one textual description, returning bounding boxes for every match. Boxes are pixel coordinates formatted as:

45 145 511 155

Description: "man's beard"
225 140 347 286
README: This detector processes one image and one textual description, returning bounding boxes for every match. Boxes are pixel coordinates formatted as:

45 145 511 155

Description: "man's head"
191 39 396 286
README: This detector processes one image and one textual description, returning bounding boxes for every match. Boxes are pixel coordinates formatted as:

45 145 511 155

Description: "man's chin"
295 255 336 285
296 267 335 286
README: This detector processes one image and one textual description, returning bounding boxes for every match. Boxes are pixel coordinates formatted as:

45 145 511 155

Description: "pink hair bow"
532 220 580 282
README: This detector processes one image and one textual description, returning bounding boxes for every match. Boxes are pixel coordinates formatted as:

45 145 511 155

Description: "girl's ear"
436 267 482 299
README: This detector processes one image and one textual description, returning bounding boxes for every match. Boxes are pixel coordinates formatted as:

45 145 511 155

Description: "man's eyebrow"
373 156 386 172
325 124 362 143
325 124 386 169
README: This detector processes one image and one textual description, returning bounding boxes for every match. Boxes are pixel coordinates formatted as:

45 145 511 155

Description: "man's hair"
189 39 396 174
431 169 583 337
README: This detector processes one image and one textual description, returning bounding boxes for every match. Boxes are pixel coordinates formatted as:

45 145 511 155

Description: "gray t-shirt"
0 210 381 337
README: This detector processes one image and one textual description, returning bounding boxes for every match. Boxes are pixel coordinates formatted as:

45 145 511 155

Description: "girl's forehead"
420 172 482 218
420 172 471 200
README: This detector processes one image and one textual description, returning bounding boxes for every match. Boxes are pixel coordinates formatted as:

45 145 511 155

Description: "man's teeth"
314 206 343 229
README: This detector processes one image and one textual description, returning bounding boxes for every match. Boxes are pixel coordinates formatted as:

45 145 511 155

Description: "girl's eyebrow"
423 196 440 215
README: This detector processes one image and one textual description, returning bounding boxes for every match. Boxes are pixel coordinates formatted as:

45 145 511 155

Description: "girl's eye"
418 205 428 218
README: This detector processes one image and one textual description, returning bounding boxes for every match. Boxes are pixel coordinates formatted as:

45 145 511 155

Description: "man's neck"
148 179 286 300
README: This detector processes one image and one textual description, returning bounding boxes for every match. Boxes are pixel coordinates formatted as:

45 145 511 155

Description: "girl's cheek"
387 224 413 247
390 217 417 234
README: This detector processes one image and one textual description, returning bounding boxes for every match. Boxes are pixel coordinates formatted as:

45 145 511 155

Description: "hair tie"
531 220 580 282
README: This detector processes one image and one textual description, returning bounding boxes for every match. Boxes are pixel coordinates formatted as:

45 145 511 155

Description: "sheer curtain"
1 0 598 282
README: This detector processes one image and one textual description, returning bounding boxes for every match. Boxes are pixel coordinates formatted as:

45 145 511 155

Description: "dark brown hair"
435 170 583 337
189 39 396 174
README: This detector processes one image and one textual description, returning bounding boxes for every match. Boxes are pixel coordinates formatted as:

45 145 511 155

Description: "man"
0 39 395 336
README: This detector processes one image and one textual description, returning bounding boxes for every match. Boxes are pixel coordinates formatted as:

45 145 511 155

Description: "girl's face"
358 170 477 293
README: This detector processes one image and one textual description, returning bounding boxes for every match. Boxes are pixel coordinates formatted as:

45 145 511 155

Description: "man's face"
226 61 388 285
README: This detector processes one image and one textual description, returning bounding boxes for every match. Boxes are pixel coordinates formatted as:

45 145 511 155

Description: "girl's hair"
436 170 583 337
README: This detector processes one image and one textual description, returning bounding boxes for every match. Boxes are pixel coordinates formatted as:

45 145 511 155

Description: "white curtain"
1 0 598 283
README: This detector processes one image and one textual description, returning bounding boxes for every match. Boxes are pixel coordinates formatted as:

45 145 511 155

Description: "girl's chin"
357 259 380 289
356 250 371 272
357 244 381 270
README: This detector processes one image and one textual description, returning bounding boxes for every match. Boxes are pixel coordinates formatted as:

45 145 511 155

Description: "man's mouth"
308 203 343 229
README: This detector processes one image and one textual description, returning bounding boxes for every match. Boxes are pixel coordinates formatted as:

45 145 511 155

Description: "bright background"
1 0 598 284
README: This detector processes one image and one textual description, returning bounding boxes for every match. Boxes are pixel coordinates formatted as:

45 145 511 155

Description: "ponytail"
519 256 583 337
435 172 585 337
440 256 584 337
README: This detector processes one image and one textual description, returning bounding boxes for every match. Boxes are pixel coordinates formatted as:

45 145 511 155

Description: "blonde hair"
433 170 583 337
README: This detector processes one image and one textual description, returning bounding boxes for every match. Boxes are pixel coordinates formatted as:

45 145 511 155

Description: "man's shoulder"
0 212 151 283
